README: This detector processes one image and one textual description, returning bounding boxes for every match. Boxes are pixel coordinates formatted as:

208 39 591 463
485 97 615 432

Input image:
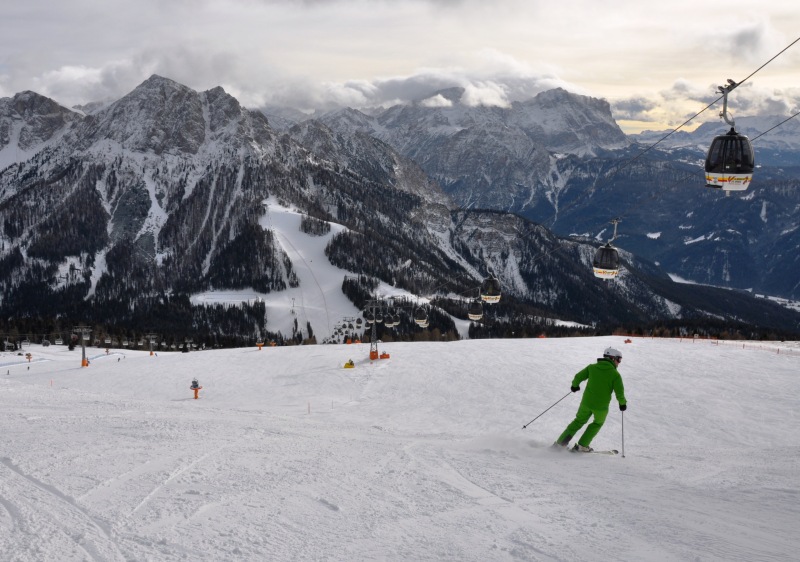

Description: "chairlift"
593 219 621 279
704 80 755 193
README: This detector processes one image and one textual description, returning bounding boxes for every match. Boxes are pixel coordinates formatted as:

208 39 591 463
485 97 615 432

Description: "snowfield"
1 336 798 561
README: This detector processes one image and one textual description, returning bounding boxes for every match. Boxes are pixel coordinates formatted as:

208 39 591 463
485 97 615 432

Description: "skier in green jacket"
554 347 627 452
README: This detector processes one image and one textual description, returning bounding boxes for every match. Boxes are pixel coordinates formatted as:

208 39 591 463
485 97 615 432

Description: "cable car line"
750 109 800 143
361 36 800 320
517 36 800 278
507 95 800 279
543 35 800 225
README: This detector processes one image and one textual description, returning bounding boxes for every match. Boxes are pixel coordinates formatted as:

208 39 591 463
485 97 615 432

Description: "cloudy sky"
2 0 798 133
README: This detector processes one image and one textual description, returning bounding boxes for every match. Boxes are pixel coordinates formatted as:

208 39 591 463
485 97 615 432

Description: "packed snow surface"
1 336 798 561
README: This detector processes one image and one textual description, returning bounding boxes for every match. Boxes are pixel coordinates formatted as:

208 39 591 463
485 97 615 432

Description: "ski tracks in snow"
368 440 563 561
0 457 126 562
129 450 217 517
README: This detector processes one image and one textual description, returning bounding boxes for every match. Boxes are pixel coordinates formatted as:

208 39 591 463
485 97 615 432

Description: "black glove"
619 404 627 411
570 386 580 393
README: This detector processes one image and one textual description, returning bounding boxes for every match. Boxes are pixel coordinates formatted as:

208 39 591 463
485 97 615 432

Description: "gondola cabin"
480 275 502 304
704 128 754 191
414 308 429 328
468 299 484 321
592 243 620 279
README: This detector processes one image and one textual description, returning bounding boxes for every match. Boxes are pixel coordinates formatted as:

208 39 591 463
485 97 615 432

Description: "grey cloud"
702 20 780 66
261 69 573 113
611 97 657 121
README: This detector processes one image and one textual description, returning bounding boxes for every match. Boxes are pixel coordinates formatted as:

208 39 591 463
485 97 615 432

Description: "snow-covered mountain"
307 87 628 214
299 92 800 300
631 114 800 157
0 91 81 170
1 76 798 344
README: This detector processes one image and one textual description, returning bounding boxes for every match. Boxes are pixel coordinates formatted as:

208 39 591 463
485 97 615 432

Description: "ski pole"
522 391 572 429
621 410 626 458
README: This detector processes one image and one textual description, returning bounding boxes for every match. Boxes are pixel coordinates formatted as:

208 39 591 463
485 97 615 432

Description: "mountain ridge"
1 75 798 343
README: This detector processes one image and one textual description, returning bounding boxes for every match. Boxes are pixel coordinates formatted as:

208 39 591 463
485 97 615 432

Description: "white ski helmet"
603 347 623 359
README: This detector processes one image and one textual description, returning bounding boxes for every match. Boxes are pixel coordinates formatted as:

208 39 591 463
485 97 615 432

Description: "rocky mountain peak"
0 90 80 155
79 74 206 155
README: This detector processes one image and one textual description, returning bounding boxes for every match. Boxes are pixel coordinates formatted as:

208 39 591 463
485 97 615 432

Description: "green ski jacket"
572 358 627 411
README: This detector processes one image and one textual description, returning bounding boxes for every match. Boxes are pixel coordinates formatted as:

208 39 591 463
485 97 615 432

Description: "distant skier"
553 347 627 452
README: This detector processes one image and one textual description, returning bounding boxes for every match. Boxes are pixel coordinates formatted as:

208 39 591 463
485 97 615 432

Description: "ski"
547 445 618 455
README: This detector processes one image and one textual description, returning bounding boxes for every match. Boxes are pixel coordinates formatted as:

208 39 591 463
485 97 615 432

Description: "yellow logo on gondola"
705 175 752 184
593 268 619 278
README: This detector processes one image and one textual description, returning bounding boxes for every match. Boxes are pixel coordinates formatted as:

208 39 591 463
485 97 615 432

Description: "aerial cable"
426 37 800 298
497 89 799 278
751 109 800 142
540 35 800 229
522 36 800 261
623 35 800 168
617 104 800 222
